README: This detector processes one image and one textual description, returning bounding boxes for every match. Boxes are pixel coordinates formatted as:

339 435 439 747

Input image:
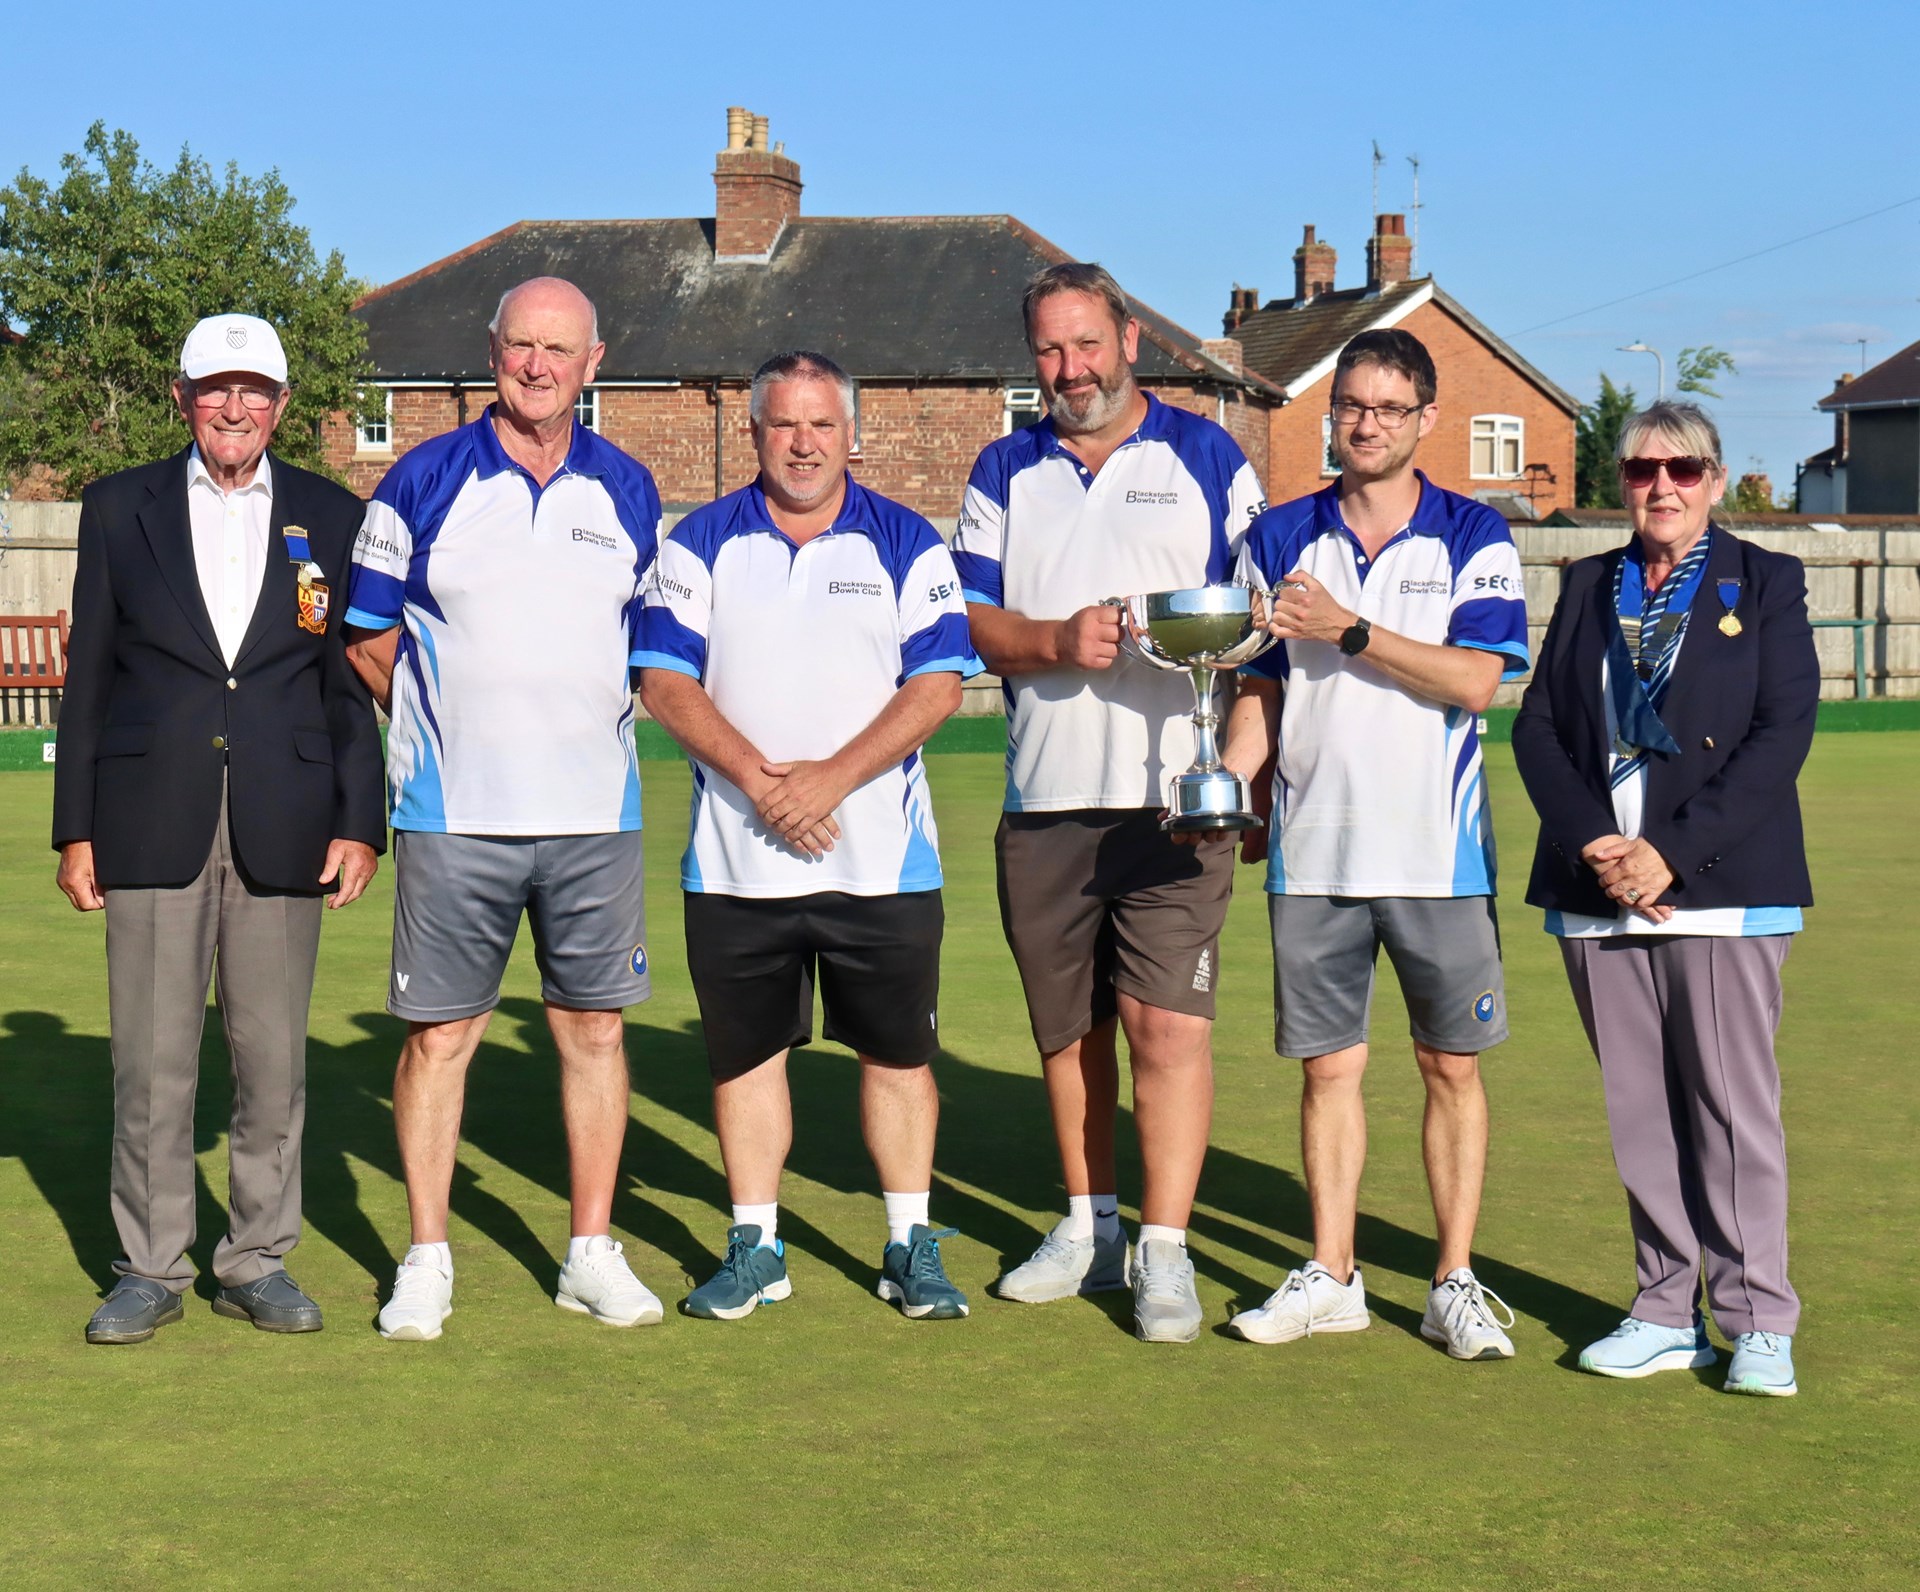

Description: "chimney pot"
1293 225 1336 304
1367 213 1413 290
751 115 770 151
726 106 748 151
714 112 802 259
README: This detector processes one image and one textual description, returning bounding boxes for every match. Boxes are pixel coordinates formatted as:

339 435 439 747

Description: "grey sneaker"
994 1218 1130 1303
1132 1238 1203 1344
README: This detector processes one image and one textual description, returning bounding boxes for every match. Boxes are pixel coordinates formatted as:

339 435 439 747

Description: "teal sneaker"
1724 1331 1797 1397
878 1225 969 1320
682 1225 792 1320
1578 1314 1718 1379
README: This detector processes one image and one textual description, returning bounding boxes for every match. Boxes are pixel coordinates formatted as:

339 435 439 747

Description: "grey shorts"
1268 893 1507 1058
389 830 650 1021
996 809 1235 1053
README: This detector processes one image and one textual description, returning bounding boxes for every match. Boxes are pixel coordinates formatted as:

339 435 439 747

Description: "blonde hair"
1617 399 1723 468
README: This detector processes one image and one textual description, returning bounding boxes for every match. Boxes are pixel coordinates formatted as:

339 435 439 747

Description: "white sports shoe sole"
689 1276 794 1321
555 1287 664 1327
1227 1308 1369 1345
378 1304 451 1342
1421 1319 1515 1361
875 1279 969 1319
1579 1345 1717 1379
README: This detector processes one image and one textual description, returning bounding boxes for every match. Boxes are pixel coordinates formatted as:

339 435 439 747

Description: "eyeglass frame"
185 381 288 413
1328 398 1428 431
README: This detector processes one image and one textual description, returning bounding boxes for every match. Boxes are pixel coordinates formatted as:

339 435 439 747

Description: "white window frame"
1320 413 1339 476
355 389 393 453
1003 385 1044 436
574 387 599 432
1470 414 1525 480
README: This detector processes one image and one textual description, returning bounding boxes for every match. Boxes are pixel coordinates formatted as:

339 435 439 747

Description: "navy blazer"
1511 527 1817 916
52 448 387 893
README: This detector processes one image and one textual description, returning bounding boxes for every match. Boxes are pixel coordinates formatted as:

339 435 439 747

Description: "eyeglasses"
1619 456 1711 488
1329 399 1422 429
189 383 282 412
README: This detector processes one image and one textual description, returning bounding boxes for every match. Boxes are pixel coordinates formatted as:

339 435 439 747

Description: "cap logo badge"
226 326 248 349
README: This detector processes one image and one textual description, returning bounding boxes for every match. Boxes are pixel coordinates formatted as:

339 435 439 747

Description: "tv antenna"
1371 140 1384 218
1406 153 1423 274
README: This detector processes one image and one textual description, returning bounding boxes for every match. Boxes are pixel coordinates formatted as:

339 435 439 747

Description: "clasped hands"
1581 834 1676 923
752 759 853 857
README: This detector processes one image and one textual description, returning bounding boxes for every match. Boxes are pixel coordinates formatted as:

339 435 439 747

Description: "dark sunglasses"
1619 456 1710 488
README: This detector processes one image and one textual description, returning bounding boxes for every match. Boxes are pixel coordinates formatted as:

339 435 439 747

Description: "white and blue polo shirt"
951 393 1266 811
1238 473 1529 898
634 477 980 899
344 409 660 836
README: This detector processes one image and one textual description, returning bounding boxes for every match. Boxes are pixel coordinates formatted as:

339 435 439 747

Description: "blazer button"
227 677 238 691
211 735 227 750
1702 736 1715 749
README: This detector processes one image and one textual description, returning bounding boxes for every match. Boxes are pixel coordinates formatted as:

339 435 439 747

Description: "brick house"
328 108 1281 520
1222 219 1579 517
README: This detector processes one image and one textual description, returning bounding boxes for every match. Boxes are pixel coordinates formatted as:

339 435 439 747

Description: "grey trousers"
1560 934 1799 1337
103 788 323 1293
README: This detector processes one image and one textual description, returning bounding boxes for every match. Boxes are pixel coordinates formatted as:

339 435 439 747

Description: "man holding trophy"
951 262 1266 1343
1214 329 1532 1360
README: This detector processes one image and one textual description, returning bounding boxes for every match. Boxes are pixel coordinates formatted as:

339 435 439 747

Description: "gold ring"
1625 888 1641 903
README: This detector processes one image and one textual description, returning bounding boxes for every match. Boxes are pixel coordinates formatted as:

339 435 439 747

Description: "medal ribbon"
1606 530 1712 787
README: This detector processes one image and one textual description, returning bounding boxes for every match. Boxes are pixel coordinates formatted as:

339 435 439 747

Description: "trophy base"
1162 771 1264 833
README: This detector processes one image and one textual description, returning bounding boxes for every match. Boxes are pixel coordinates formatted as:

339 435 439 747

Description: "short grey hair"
487 280 600 346
1022 261 1133 348
1617 399 1724 469
749 350 856 424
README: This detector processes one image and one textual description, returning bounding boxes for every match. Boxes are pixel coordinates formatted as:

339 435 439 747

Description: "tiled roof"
355 216 1279 395
1818 338 1920 410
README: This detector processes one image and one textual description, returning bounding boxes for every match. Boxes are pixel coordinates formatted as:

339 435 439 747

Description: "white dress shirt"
186 448 274 665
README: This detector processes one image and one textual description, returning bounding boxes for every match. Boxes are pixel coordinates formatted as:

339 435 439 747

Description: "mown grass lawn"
1 737 1914 1589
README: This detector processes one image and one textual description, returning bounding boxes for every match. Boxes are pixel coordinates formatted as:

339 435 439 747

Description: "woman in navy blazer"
1512 400 1818 1397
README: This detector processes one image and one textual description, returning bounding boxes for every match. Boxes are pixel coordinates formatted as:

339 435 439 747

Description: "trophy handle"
1106 595 1187 672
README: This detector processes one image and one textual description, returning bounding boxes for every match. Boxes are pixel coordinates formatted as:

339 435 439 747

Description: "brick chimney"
1199 337 1245 375
1366 214 1413 290
1293 226 1336 304
1222 285 1259 333
713 106 801 260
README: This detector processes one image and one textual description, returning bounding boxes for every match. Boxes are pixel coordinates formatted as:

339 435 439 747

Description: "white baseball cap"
178 314 288 384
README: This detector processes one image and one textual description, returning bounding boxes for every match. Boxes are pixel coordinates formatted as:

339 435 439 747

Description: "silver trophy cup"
1115 584 1280 831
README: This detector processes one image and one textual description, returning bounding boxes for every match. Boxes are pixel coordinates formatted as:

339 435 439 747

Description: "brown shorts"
995 809 1236 1052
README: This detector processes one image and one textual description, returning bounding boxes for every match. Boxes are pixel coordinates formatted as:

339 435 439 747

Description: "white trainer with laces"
1228 1262 1369 1344
378 1252 453 1342
556 1237 664 1327
1421 1267 1517 1360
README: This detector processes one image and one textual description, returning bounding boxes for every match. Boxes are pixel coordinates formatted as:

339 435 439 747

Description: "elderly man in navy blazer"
1512 399 1817 1397
54 313 386 1345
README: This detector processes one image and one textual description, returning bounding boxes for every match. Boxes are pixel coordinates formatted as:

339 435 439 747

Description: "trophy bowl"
1114 584 1278 831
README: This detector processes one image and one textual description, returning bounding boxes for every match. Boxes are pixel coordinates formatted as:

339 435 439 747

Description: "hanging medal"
1716 577 1743 638
284 525 330 635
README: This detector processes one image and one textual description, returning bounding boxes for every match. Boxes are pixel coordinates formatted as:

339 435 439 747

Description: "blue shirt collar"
738 474 877 545
1313 468 1442 543
471 403 606 482
1033 389 1168 460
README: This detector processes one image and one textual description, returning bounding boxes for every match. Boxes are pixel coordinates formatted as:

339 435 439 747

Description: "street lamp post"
1619 341 1664 399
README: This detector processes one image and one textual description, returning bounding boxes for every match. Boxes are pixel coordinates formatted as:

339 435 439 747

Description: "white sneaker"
1228 1262 1369 1344
1421 1267 1516 1361
378 1251 453 1341
555 1238 664 1327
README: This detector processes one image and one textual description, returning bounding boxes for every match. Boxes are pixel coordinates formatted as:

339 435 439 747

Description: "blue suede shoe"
1724 1331 1797 1397
1577 1315 1717 1378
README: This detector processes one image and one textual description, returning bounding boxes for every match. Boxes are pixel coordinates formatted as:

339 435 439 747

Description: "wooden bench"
0 610 69 726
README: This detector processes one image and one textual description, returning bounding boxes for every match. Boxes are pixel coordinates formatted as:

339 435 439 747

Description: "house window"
1471 415 1524 479
356 390 392 452
574 387 599 431
1003 386 1044 435
1321 413 1339 476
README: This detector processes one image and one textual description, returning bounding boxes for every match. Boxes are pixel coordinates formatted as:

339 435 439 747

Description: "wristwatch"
1338 616 1372 657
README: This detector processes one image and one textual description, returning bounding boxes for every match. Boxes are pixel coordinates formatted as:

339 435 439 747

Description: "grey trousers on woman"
1560 934 1800 1337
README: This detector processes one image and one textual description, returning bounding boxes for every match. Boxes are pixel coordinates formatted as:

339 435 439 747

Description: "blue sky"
7 0 1916 497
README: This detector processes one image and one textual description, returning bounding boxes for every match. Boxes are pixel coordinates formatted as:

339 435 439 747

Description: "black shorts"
683 890 944 1080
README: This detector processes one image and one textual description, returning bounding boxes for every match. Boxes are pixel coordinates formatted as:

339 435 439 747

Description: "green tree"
0 123 377 496
1575 372 1638 509
1676 345 1737 399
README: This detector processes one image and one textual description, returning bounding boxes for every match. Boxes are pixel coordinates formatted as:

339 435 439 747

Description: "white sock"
732 1202 779 1247
406 1241 452 1276
566 1234 613 1265
1062 1194 1122 1243
883 1190 930 1247
1138 1223 1186 1250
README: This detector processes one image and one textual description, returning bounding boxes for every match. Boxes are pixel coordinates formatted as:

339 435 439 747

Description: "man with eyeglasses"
345 277 664 1341
56 313 386 1344
1212 327 1532 1360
